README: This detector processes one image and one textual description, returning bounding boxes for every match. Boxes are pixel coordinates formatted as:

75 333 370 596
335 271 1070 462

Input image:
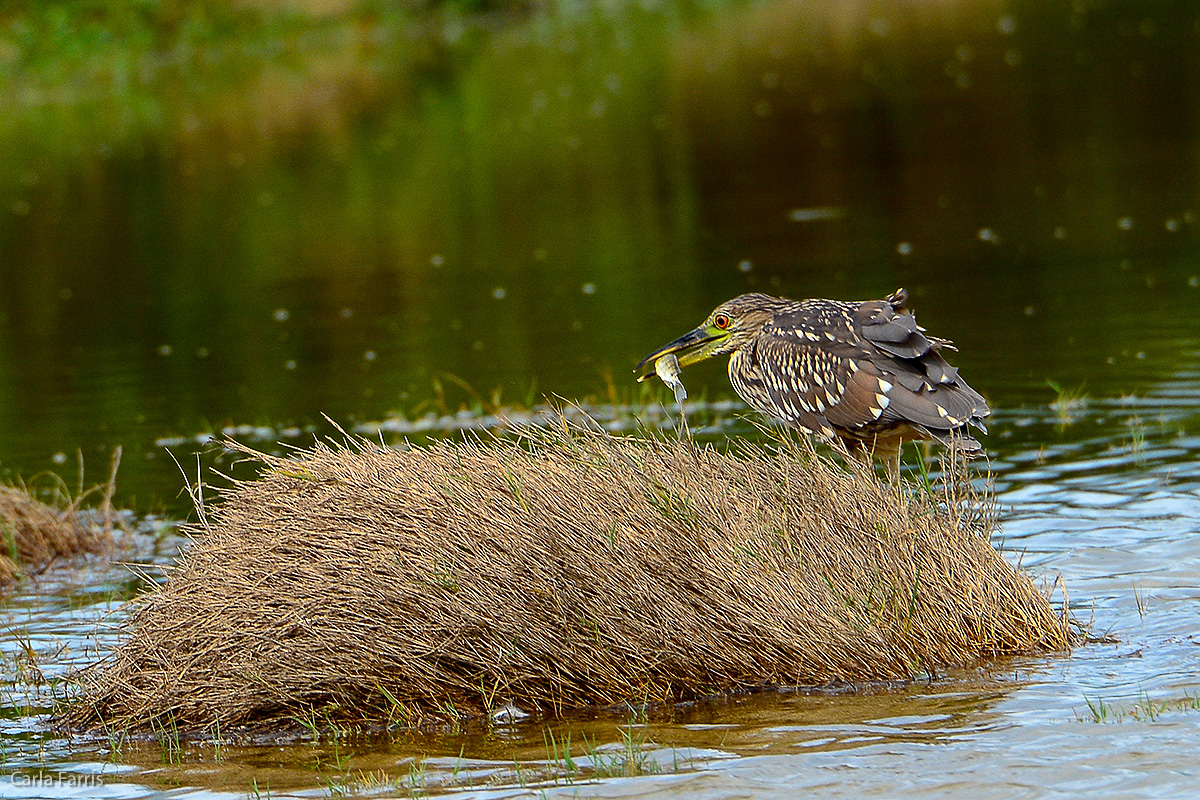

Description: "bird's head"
635 294 783 381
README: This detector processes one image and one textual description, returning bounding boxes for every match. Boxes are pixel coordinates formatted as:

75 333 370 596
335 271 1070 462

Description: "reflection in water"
1 0 1198 508
2 0 1200 797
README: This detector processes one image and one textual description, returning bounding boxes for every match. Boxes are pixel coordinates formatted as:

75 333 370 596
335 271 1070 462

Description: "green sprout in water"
1047 380 1088 428
1078 690 1200 723
1125 415 1148 465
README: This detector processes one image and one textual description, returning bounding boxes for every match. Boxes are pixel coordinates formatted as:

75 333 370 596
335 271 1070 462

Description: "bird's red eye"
714 314 730 330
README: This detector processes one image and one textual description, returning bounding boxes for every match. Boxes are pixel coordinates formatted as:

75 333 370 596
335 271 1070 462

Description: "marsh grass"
1047 380 1089 428
0 448 122 587
1078 691 1200 723
64 419 1073 737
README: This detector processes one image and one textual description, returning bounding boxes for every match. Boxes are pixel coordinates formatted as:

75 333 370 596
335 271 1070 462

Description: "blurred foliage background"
1 0 1198 509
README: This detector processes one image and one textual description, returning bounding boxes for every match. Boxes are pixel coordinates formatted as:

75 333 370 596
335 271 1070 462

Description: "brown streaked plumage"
635 288 989 470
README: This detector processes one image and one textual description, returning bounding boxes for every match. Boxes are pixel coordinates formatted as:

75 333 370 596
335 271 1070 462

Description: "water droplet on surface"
273 308 290 322
738 260 753 273
1054 226 1068 240
493 287 507 300
956 45 973 62
956 72 972 89
581 283 596 295
431 254 444 267
896 242 913 256
1165 218 1180 232
52 452 67 465
978 228 1000 244
285 360 297 371
363 351 377 362
1024 306 1036 316
1004 49 1022 67
340 308 353 318
196 347 209 358
1189 276 1199 288
997 14 1017 35
1117 217 1134 230
158 344 173 356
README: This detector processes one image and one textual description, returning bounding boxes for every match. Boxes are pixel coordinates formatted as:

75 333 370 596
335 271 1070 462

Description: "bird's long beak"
634 327 720 381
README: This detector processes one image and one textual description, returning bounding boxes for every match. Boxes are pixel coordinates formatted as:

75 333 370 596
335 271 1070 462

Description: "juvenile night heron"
635 288 989 469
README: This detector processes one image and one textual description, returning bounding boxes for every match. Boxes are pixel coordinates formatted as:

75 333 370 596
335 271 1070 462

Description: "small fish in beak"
654 353 688 404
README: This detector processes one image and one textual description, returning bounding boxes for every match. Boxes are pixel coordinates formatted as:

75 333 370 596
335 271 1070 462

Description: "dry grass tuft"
0 450 121 587
65 424 1071 736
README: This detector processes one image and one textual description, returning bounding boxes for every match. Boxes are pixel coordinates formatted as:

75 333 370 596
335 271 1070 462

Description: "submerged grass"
64 421 1072 737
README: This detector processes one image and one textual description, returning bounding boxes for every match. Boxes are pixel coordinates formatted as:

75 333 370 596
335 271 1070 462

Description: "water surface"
2 0 1200 797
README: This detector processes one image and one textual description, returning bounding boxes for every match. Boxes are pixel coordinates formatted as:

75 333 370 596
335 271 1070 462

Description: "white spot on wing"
875 393 891 410
878 379 894 392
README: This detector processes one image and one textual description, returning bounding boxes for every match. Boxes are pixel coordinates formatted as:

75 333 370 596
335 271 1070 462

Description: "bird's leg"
872 437 901 483
885 448 901 483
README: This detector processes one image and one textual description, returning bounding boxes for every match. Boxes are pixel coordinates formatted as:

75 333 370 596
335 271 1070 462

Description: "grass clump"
0 450 121 587
64 422 1071 737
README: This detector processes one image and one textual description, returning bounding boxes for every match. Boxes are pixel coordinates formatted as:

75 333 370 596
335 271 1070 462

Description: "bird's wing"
759 299 989 438
748 326 897 435
852 299 990 431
